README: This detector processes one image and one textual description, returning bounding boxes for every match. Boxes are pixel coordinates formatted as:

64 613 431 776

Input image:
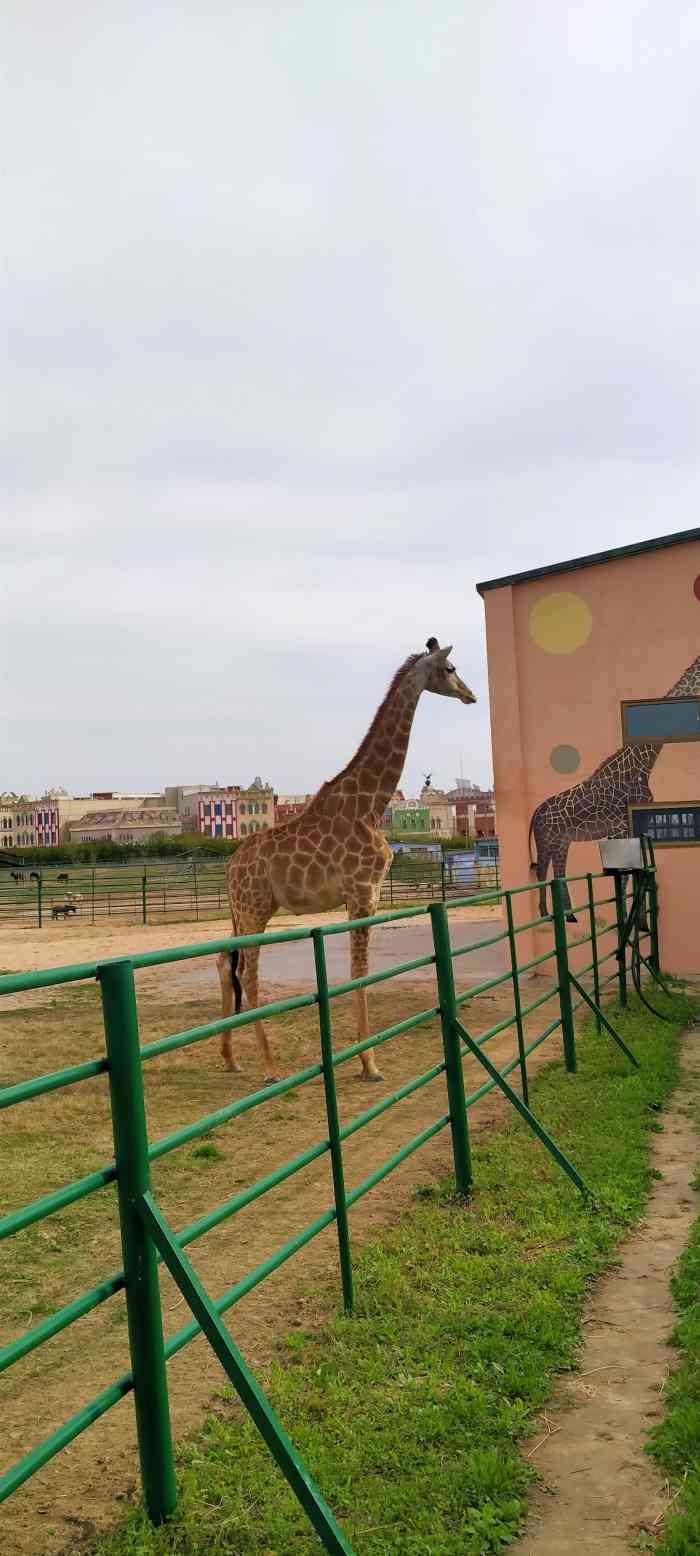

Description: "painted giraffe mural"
216 639 476 1082
530 650 700 918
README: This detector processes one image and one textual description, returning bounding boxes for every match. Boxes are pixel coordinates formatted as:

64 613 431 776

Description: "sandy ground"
0 902 503 981
513 1032 700 1554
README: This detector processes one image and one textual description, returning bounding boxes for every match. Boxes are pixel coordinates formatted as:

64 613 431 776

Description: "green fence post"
98 958 176 1525
586 874 602 1033
550 877 577 1073
614 874 628 1007
505 892 529 1106
441 854 446 901
312 930 354 1314
429 902 472 1195
37 873 42 930
142 871 148 926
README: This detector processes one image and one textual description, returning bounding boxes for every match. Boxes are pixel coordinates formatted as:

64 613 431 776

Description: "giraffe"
529 651 700 918
215 639 476 1082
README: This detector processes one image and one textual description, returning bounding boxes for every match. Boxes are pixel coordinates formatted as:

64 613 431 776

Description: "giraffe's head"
422 638 477 704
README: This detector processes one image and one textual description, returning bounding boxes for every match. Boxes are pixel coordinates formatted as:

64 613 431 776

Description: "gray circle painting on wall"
550 744 581 774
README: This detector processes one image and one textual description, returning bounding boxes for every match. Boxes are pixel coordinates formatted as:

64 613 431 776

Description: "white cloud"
3 0 699 795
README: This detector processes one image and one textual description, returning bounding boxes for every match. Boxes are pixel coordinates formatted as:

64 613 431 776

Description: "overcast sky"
3 2 699 800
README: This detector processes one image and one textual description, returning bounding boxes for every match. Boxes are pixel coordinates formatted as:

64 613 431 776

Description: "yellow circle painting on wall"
529 591 593 655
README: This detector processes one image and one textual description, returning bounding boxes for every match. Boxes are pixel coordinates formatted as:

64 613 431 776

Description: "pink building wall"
479 531 700 976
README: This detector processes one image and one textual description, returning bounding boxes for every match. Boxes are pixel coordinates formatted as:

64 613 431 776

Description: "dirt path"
513 1033 700 1555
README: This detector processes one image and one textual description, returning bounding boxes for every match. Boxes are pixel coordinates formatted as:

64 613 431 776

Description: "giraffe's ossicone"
216 639 477 1081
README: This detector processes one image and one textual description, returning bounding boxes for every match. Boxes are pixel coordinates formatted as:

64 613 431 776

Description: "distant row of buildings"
385 781 496 839
0 776 495 852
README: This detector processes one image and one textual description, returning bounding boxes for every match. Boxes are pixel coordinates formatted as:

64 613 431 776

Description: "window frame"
621 696 700 746
629 800 700 847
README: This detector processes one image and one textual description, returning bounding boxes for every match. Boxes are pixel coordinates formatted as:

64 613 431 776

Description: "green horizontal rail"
332 1005 440 1068
339 1060 446 1143
165 1207 340 1363
0 1272 125 1376
455 966 514 1004
140 992 318 1062
515 945 559 976
149 1060 324 1162
464 1019 561 1109
0 1055 108 1110
177 1140 330 1252
0 1370 133 1505
0 1163 116 1242
345 1116 451 1207
451 927 509 957
325 953 435 998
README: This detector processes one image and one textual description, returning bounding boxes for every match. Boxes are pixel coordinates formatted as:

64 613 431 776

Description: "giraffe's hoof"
361 1070 384 1083
223 1061 243 1074
264 1073 281 1086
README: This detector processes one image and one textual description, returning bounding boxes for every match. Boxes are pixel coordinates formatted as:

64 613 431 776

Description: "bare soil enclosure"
0 906 564 1556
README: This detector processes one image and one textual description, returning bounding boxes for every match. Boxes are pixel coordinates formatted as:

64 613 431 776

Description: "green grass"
70 991 693 1556
644 1065 700 1555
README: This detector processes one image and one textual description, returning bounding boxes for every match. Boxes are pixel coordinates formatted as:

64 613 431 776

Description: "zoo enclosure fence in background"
0 864 660 1555
0 850 500 929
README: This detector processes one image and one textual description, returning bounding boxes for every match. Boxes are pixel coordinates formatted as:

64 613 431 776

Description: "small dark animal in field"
30 872 40 882
51 904 77 920
57 873 69 883
11 870 26 884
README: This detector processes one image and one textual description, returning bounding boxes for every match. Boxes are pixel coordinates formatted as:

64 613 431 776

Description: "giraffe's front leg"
551 843 576 921
240 940 281 1084
350 924 383 1081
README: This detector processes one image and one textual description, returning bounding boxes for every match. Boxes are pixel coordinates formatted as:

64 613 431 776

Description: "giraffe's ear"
437 644 453 661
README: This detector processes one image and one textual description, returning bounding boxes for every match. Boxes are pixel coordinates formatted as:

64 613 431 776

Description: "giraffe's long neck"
610 654 700 778
666 653 700 698
635 655 700 769
323 656 424 825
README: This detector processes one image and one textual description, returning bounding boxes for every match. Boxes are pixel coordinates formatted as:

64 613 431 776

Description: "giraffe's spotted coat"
215 643 476 1080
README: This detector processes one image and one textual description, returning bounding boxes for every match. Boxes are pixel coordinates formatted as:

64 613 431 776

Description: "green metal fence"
0 852 499 929
0 865 660 1553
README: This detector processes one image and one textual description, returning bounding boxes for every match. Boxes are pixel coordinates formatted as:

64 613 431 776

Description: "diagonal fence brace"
137 1191 355 1556
454 1020 592 1199
634 950 672 997
568 975 639 1070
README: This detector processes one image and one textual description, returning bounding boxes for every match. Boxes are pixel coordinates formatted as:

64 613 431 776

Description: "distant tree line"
1 832 241 867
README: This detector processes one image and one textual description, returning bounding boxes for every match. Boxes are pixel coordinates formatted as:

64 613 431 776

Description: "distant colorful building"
275 794 311 823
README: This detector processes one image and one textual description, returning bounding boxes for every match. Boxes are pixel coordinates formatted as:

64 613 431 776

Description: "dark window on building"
631 804 700 843
623 698 700 743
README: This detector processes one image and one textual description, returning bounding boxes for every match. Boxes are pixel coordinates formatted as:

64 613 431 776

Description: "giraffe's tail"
528 815 536 872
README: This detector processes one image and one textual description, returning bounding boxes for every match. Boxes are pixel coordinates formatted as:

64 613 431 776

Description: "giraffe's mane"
308 652 424 804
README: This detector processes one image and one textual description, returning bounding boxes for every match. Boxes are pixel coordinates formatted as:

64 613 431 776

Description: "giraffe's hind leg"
216 951 242 1072
350 924 383 1081
237 916 280 1083
535 842 553 919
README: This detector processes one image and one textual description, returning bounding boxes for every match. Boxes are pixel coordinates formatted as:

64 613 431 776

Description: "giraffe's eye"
444 662 455 673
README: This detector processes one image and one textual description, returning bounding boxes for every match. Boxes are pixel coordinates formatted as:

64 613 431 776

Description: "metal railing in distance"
0 864 659 1554
0 851 500 930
